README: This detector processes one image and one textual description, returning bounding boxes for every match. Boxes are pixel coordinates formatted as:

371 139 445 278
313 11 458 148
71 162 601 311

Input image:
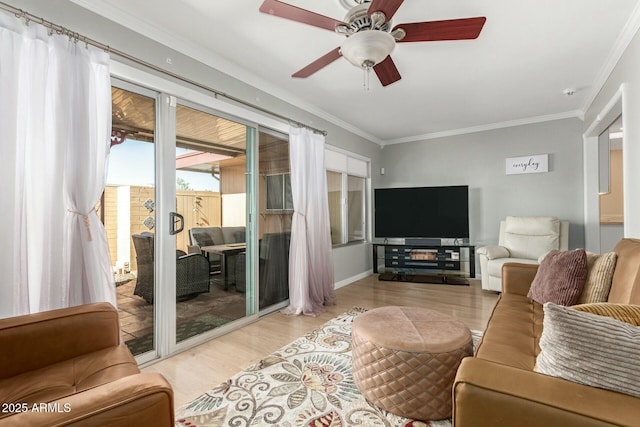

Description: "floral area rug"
175 307 482 427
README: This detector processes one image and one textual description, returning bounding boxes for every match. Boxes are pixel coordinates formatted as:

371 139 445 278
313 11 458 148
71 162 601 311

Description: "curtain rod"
0 2 328 136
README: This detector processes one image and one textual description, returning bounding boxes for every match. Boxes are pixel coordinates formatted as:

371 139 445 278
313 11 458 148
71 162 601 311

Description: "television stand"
372 243 475 285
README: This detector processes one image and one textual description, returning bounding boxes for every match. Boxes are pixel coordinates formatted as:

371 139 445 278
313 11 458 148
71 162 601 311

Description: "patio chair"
234 232 290 309
132 233 210 303
188 228 222 274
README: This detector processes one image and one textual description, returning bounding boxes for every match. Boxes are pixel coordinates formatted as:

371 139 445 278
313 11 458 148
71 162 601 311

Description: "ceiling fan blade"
292 48 342 78
394 17 486 43
260 0 346 32
368 0 405 20
374 55 401 87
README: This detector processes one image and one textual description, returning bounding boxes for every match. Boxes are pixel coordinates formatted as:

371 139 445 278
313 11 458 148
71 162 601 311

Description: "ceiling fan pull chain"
363 60 374 91
363 66 370 91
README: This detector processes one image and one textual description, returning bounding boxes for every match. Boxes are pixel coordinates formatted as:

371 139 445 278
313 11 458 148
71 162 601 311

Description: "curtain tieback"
293 211 308 224
67 208 95 241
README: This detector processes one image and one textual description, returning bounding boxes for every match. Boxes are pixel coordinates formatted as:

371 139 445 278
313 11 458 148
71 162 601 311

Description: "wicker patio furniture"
132 233 210 303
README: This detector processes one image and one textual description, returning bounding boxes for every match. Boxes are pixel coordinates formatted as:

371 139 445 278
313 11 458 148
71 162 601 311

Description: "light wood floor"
142 274 499 407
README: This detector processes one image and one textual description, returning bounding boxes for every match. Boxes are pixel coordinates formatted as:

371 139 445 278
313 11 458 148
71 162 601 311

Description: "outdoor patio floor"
116 277 246 354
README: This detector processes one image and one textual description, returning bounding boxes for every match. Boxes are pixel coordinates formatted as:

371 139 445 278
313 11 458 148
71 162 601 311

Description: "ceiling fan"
259 0 486 87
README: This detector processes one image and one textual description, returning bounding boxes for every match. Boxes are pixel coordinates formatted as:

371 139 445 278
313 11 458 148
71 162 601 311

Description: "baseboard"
334 270 373 289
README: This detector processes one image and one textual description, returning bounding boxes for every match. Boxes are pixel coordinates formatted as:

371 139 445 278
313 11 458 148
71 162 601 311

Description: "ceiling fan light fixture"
340 30 395 69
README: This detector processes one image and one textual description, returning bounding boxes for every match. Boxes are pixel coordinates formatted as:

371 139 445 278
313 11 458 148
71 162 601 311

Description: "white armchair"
478 216 569 292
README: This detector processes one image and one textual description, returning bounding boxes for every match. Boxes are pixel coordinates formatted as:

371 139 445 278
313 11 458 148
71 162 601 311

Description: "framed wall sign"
505 154 549 175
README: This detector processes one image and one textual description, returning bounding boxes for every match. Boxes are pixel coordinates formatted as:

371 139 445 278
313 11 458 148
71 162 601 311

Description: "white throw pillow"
536 302 640 398
576 251 617 304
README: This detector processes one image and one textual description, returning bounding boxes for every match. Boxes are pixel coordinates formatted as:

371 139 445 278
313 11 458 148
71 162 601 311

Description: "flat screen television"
374 185 469 239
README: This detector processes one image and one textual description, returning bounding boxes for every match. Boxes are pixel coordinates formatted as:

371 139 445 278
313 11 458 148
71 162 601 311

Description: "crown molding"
68 0 631 148
580 1 640 113
69 0 382 145
380 110 584 146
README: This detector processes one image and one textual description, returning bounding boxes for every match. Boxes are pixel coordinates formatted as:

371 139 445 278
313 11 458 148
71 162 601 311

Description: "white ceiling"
73 0 640 145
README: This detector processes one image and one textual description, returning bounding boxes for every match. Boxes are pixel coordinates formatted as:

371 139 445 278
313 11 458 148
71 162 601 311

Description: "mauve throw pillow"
528 249 588 305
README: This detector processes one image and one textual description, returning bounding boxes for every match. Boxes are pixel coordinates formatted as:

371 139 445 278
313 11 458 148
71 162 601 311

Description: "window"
325 148 369 245
263 146 368 245
347 175 365 241
266 173 293 211
327 171 343 244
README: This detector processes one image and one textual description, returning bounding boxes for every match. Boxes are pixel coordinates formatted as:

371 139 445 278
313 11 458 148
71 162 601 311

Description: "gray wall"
584 27 640 239
378 118 586 253
601 224 625 253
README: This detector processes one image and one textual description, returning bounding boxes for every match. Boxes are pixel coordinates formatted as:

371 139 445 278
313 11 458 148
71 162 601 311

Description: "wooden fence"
98 185 221 272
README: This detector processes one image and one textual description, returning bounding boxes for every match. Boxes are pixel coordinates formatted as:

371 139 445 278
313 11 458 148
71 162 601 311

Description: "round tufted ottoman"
351 306 472 420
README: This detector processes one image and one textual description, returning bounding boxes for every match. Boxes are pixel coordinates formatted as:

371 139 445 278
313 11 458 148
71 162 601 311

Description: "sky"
106 139 220 191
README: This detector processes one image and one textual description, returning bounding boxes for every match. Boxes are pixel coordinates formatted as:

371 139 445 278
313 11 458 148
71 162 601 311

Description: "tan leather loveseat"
0 302 174 426
453 238 640 426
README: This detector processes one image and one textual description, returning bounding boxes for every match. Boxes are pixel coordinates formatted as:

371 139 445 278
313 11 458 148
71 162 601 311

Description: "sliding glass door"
104 79 264 361
257 130 291 312
173 102 256 344
104 51 305 359
104 83 159 357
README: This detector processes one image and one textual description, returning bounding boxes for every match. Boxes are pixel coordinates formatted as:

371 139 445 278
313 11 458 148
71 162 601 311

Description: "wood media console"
372 243 475 285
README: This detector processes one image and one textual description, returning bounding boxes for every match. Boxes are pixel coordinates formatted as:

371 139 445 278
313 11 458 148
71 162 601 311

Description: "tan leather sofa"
454 238 640 427
0 302 174 426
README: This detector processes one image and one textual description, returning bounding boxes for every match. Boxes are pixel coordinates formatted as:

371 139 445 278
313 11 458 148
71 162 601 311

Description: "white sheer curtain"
284 127 335 316
0 11 115 317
